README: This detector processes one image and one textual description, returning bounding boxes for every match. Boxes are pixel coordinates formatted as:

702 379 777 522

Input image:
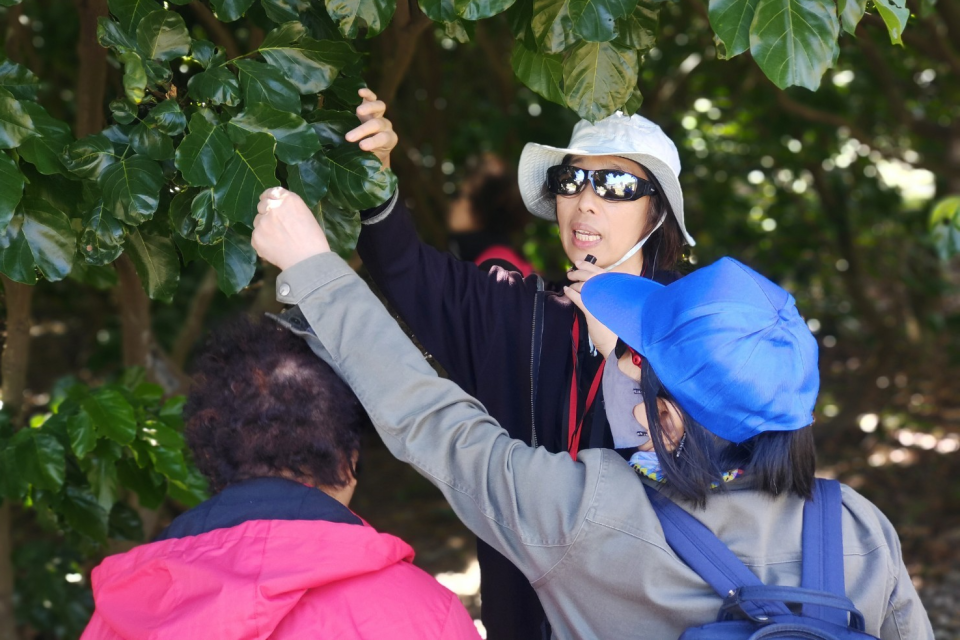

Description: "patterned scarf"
628 450 744 487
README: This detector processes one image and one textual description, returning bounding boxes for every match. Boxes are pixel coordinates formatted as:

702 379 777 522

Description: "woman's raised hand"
251 188 330 271
564 261 619 359
345 88 398 169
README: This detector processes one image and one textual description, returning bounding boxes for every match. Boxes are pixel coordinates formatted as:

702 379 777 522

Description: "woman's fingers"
358 130 398 154
345 117 392 143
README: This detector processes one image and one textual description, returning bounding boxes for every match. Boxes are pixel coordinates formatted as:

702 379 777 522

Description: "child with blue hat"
250 194 932 638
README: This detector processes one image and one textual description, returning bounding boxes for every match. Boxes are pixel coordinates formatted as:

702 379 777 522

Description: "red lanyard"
568 314 606 460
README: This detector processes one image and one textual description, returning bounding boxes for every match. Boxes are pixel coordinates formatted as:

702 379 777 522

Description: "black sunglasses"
546 164 657 202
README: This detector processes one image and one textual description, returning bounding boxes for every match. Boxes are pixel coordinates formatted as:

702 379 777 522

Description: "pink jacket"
81 518 479 639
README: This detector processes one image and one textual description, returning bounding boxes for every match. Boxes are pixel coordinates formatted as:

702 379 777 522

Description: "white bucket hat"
518 111 695 246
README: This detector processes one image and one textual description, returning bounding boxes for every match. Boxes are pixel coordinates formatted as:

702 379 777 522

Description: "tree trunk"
0 275 34 639
74 0 109 138
114 255 152 369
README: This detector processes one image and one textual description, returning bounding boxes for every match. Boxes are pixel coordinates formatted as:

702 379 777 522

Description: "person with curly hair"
80 317 479 640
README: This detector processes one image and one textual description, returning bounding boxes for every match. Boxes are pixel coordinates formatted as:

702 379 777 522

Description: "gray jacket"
274 253 932 640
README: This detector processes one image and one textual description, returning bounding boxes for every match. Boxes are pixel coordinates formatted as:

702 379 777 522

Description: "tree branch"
73 0 109 138
189 0 241 60
171 268 219 369
375 0 432 105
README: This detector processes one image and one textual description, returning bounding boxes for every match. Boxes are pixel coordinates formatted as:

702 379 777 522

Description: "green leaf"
124 227 180 302
0 88 37 149
317 199 361 258
0 198 77 284
614 0 658 50
175 113 233 187
110 98 139 125
141 420 184 447
189 188 227 244
562 40 638 122
116 457 166 508
929 195 960 260
159 395 186 430
198 227 256 294
17 103 73 176
306 110 358 146
80 201 126 266
213 132 280 226
97 17 138 52
532 0 579 54
623 86 643 114
187 66 241 107
61 485 109 543
130 122 175 160
108 502 144 541
0 442 28 500
136 10 191 61
568 0 626 42
873 0 909 45
259 22 361 94
326 0 396 37
0 153 24 232
0 59 40 101
234 59 301 113
262 0 310 21
13 429 66 491
320 74 366 111
167 468 209 507
510 42 565 106
836 0 865 35
709 0 759 57
189 40 221 69
325 144 397 211
99 155 165 224
120 51 148 104
145 59 173 86
66 411 98 458
419 0 456 22
145 100 187 136
84 446 121 511
108 0 161 35
80 388 137 444
749 0 840 90
210 0 256 21
148 444 188 481
0 216 37 284
63 134 117 180
229 104 321 164
287 153 331 208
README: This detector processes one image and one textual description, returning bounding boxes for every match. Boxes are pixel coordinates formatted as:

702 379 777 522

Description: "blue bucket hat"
581 257 819 444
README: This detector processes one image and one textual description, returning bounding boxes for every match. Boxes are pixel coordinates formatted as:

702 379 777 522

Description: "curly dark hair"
184 316 368 492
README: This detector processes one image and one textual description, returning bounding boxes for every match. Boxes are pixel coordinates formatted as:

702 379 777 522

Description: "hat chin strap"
604 216 665 272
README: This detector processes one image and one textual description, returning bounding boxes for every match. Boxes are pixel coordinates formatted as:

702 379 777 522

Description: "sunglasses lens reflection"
595 171 639 200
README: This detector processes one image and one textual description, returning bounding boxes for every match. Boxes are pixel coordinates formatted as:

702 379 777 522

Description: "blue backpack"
644 479 878 640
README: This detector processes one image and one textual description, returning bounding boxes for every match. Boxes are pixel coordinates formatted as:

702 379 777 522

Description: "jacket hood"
89 513 416 639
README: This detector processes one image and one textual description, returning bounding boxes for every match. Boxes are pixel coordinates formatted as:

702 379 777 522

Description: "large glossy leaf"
0 88 37 149
325 144 397 211
562 40 638 122
568 0 626 42
130 122 175 160
306 110 358 146
108 0 160 34
61 485 109 543
136 10 190 61
709 0 759 58
0 59 39 101
532 0 578 54
317 198 360 258
63 134 117 180
229 104 321 164
84 447 121 511
116 458 167 508
262 0 312 22
80 388 137 444
167 467 209 507
0 198 77 283
80 201 126 266
234 59 301 113
749 0 839 90
287 153 330 208
186 66 241 106
12 429 65 491
66 410 97 458
874 0 909 45
18 102 73 175
511 42 564 105
210 0 256 21
99 155 165 224
615 0 658 50
418 0 456 22
109 501 145 540
326 0 396 37
0 216 38 284
145 100 187 136
0 153 24 231
175 114 232 187
120 51 148 104
837 0 866 35
124 227 180 302
259 22 361 93
97 17 138 52
190 40 222 69
213 132 280 226
198 227 256 294
188 188 227 244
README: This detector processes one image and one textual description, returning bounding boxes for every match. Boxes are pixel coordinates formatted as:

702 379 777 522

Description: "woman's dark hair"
640 359 816 508
555 155 685 273
184 316 369 493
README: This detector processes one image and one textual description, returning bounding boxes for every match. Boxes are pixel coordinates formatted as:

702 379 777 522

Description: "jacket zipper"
529 276 544 448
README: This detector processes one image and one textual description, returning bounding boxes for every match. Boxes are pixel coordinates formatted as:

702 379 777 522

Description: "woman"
81 317 479 640
249 202 932 638
347 90 694 638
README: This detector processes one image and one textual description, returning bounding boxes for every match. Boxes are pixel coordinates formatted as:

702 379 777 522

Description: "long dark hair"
640 359 816 508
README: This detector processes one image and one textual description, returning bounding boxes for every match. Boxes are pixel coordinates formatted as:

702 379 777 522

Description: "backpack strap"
643 484 790 619
801 479 848 626
529 275 545 448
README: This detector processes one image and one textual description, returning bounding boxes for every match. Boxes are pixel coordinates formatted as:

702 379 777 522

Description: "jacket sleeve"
879 557 934 640
275 253 598 584
357 191 536 397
